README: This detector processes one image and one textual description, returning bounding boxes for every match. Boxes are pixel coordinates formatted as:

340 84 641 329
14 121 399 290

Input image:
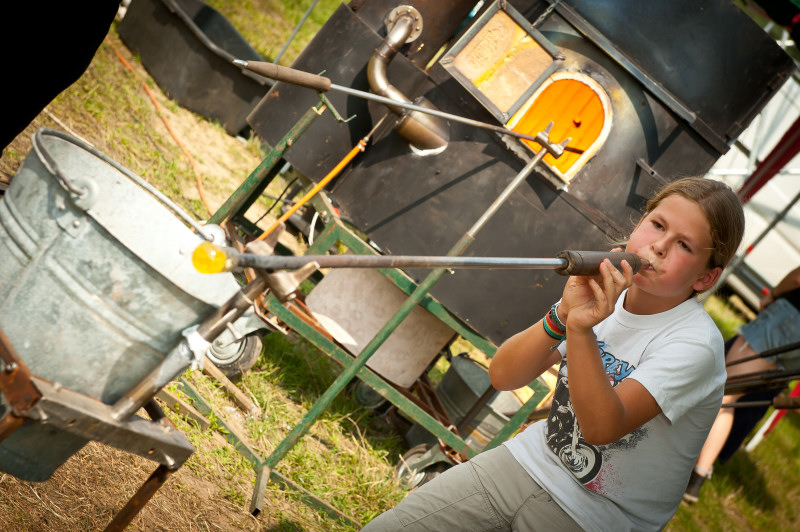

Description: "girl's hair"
645 177 744 270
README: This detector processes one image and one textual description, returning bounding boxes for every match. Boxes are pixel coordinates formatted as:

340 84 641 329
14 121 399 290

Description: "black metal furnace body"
248 0 795 346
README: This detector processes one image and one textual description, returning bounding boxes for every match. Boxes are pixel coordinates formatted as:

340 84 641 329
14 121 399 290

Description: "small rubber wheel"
206 334 263 379
351 379 390 413
395 444 450 490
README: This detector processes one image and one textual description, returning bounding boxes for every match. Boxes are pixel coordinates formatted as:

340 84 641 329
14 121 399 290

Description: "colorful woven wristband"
543 303 566 340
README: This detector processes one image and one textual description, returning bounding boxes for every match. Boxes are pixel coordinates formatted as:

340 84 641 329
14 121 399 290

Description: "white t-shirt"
505 292 726 531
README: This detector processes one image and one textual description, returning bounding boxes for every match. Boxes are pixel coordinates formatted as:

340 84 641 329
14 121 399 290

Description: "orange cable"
104 36 214 215
244 137 365 296
256 138 366 241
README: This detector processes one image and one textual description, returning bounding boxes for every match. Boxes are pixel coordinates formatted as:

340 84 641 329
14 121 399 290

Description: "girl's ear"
693 266 722 292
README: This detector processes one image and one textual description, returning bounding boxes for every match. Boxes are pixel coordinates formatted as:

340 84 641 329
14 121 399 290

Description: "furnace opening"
507 73 611 183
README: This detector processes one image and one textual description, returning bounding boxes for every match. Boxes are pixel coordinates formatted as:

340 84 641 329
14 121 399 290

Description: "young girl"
362 177 745 531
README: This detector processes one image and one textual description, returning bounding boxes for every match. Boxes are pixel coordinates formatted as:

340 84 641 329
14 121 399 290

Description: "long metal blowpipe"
193 244 648 276
233 59 584 154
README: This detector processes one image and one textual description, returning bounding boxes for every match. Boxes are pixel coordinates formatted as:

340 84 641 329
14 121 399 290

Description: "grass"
1 1 799 530
207 0 341 65
704 294 750 341
667 412 800 531
179 331 409 529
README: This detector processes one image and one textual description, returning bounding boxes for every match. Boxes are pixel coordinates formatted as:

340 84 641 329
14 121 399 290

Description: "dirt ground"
0 441 265 531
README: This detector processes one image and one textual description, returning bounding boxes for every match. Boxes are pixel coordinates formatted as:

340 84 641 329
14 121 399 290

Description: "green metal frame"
262 216 550 458
208 101 326 228
194 97 551 522
176 377 362 528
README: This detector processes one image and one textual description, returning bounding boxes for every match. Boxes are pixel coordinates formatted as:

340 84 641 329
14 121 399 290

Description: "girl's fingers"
570 258 631 327
588 278 611 315
598 262 619 312
601 260 629 311
606 258 632 289
621 259 634 284
602 260 623 293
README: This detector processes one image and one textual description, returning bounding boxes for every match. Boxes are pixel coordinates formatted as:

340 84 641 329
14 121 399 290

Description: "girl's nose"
651 237 667 256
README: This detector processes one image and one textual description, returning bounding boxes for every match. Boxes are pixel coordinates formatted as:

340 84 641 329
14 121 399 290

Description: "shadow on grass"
781 408 800 435
715 449 778 511
267 519 305 531
254 331 408 454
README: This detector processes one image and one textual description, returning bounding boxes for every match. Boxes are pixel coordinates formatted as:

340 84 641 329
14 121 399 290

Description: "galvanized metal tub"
405 354 523 451
0 129 239 481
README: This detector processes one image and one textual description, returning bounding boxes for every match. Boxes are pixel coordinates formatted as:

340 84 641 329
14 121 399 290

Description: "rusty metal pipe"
103 464 174 532
0 326 42 443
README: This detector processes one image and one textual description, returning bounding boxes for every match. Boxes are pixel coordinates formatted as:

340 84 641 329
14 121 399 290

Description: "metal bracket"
26 377 194 469
635 158 669 187
0 325 193 531
244 238 321 302
317 93 356 123
54 194 90 238
263 262 320 302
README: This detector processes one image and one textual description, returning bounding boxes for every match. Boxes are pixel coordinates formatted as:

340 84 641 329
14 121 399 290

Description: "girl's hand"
559 250 634 333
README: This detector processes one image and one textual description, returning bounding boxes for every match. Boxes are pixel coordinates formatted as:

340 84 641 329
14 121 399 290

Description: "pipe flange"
385 5 423 43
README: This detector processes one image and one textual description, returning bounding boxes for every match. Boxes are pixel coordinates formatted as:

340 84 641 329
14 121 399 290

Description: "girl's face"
625 194 721 309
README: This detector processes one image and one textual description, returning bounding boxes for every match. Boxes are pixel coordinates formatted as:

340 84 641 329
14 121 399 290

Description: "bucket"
0 129 240 480
405 354 523 451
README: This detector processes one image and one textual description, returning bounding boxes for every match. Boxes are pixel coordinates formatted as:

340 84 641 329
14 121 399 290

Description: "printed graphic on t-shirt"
545 342 638 486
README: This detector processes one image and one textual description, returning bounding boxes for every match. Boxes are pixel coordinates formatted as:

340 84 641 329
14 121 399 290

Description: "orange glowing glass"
509 78 607 180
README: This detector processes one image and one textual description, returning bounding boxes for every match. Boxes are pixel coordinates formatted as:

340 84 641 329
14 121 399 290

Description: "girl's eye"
678 241 692 252
651 220 664 230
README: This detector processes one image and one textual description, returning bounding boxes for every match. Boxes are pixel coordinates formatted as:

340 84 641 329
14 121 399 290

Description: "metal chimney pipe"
367 6 449 152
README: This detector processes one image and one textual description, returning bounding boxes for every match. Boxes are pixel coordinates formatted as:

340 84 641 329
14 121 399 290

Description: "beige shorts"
361 445 582 531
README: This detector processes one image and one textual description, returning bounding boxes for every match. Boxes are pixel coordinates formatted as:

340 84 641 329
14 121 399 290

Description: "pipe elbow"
367 10 448 152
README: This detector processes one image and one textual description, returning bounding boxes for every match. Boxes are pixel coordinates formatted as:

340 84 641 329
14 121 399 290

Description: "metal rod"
274 0 321 64
234 254 567 270
725 365 800 385
332 83 582 153
724 370 800 396
724 383 788 396
708 168 800 176
467 147 548 236
103 464 173 532
232 59 584 154
722 400 778 408
221 249 647 276
458 385 497 435
723 395 800 409
726 340 800 368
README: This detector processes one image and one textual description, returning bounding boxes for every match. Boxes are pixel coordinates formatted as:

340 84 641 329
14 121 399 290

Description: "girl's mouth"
638 257 656 272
